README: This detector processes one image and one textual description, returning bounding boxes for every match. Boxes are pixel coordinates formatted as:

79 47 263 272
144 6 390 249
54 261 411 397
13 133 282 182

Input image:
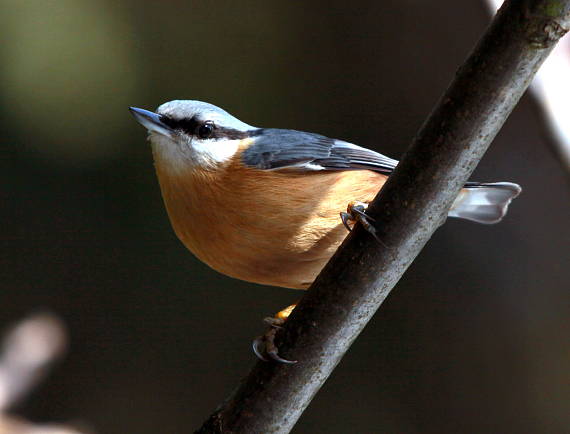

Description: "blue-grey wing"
241 128 398 175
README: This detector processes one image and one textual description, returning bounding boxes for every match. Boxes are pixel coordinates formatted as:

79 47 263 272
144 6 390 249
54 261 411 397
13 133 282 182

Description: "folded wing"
241 129 398 175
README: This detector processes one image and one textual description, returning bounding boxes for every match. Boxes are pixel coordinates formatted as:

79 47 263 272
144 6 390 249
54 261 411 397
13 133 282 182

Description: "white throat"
149 132 242 173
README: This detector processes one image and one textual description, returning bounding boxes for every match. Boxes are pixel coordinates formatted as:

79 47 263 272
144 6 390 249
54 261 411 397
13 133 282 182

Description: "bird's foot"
340 201 389 248
252 304 297 364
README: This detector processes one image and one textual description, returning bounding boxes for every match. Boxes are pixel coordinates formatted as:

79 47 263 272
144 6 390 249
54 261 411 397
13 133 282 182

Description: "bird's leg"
252 304 297 364
264 304 296 327
252 202 386 363
340 201 373 232
340 201 389 248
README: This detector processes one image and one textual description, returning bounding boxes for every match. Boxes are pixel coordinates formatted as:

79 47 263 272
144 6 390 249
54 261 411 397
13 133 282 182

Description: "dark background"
1 1 569 433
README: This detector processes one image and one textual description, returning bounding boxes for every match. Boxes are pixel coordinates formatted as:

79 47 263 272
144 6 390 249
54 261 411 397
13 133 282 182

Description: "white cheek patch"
149 132 240 173
192 138 241 166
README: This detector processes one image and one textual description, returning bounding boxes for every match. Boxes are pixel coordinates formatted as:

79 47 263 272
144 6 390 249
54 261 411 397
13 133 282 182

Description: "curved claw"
340 212 353 232
265 328 297 364
252 327 297 364
341 202 391 249
252 336 269 362
267 348 297 364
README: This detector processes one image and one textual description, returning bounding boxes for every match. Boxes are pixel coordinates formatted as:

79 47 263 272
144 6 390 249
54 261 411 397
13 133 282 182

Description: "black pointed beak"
129 107 174 137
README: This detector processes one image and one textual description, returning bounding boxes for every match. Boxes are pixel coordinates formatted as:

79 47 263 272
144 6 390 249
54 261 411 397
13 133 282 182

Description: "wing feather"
242 129 398 174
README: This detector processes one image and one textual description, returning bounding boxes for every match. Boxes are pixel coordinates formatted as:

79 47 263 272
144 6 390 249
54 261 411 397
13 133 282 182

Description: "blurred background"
1 1 569 433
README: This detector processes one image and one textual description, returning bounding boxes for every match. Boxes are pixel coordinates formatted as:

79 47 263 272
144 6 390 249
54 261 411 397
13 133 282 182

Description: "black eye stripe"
159 115 255 140
159 115 200 134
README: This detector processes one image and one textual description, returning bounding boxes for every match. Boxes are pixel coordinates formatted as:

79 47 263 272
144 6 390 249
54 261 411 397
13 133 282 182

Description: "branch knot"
527 18 569 48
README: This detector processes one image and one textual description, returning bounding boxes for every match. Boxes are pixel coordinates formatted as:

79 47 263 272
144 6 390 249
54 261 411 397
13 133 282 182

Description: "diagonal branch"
197 1 570 433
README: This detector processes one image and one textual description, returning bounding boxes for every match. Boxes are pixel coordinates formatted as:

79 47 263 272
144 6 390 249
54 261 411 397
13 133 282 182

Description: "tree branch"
196 1 570 432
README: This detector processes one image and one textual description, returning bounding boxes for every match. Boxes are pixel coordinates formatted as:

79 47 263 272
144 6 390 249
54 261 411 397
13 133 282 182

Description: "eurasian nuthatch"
130 100 521 290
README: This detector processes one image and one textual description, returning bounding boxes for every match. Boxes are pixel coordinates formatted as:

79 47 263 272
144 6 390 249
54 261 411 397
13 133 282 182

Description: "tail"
449 182 522 224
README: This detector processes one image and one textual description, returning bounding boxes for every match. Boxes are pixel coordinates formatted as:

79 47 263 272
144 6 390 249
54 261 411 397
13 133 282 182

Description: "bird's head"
130 100 256 172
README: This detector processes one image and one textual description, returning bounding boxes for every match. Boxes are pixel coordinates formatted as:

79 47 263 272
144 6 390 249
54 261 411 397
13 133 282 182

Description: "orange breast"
153 153 387 289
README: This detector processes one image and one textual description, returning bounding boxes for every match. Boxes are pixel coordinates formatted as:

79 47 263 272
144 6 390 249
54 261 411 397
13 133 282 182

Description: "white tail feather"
449 182 522 224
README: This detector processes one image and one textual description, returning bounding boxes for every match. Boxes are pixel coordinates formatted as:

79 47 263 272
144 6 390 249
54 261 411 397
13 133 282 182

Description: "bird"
130 100 521 291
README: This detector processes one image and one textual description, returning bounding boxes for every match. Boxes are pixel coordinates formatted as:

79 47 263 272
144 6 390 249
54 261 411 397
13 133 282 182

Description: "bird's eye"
197 121 214 139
